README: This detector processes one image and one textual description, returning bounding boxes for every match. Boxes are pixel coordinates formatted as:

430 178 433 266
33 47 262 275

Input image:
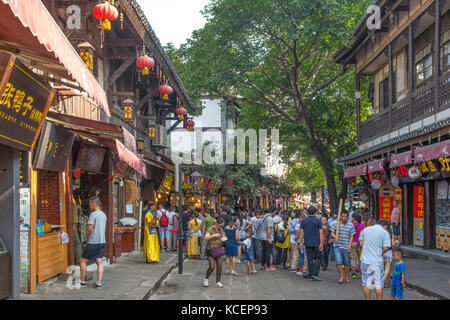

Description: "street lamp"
177 165 201 274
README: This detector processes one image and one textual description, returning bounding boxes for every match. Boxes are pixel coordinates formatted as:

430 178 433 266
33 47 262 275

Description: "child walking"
391 248 406 300
243 230 257 275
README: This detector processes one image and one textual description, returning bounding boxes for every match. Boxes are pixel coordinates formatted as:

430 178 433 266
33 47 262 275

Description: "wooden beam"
108 57 135 87
167 120 182 134
435 1 441 112
105 38 140 47
137 92 151 109
109 54 137 60
396 5 410 11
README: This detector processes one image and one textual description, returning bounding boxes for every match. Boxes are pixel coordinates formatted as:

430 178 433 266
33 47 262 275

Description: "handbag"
209 245 225 258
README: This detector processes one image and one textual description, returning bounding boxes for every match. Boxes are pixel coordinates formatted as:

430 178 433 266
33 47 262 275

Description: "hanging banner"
75 143 106 173
414 185 425 219
0 54 55 151
379 196 393 220
32 122 75 172
157 172 174 195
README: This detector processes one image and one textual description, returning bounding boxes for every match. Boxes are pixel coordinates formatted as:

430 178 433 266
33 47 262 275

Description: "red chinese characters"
414 186 424 219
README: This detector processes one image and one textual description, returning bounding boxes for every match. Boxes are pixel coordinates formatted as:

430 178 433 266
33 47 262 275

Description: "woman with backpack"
187 213 201 258
274 214 290 269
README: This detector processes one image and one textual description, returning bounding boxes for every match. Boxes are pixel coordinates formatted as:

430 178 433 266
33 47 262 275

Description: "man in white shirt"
359 220 391 300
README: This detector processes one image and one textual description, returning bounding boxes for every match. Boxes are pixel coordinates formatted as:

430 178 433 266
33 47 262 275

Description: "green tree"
171 0 372 213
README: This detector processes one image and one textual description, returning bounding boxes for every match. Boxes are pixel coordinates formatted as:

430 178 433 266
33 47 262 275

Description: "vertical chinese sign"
0 54 55 151
379 196 393 220
413 186 424 218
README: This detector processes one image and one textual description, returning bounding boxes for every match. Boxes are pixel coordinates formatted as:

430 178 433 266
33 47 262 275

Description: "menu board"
0 54 55 151
32 122 75 172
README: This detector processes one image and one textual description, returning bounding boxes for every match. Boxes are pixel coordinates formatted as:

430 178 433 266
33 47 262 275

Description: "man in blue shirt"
359 220 391 300
300 206 323 281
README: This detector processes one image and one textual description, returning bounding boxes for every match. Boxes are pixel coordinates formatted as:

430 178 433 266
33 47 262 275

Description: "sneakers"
296 271 303 276
266 266 277 271
352 272 357 279
311 275 322 281
216 282 224 288
289 269 297 273
93 283 102 289
79 282 87 288
203 278 209 287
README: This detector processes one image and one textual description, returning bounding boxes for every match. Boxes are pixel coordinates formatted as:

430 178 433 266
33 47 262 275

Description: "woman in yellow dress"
187 213 200 258
143 201 160 263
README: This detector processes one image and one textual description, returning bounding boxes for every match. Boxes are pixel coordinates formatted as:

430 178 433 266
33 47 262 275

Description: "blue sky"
137 0 210 47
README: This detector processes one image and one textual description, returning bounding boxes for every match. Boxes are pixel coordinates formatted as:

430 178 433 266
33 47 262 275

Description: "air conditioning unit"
154 125 168 148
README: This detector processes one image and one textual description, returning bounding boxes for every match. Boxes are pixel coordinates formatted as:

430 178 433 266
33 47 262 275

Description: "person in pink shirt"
351 213 365 279
391 201 401 246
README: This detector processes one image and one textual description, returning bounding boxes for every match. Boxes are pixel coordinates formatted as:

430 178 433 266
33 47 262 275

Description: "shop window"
379 78 389 110
415 54 433 86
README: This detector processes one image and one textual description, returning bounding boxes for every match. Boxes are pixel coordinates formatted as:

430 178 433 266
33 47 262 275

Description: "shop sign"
0 55 55 151
75 143 106 173
413 185 424 219
391 176 399 187
32 122 75 172
158 172 174 195
379 196 393 220
371 179 381 190
20 187 30 231
408 166 421 179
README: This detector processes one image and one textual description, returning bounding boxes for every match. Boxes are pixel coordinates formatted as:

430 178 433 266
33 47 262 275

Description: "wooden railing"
359 71 450 145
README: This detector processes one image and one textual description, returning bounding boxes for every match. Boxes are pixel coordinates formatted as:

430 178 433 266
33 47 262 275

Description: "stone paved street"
151 258 434 300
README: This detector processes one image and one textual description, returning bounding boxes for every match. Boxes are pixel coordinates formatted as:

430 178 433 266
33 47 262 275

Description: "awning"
390 150 413 168
344 164 367 178
115 140 147 178
46 112 146 177
0 0 110 116
414 140 450 163
367 158 386 173
143 157 175 173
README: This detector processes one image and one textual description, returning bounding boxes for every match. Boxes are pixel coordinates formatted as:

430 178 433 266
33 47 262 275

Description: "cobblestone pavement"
151 258 434 300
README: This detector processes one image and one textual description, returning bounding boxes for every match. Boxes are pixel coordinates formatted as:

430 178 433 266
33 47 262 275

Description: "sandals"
231 271 239 276
338 279 344 284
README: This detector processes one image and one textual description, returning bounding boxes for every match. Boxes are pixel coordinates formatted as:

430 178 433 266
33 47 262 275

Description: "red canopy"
344 164 367 178
390 151 413 168
0 0 110 116
415 140 450 163
115 140 147 178
368 158 386 173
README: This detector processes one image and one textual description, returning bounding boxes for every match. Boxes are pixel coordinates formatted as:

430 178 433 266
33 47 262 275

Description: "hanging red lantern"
136 55 154 76
186 119 195 131
175 107 187 120
159 84 173 100
93 1 119 31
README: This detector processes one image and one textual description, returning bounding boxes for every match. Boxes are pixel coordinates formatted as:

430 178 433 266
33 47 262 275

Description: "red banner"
379 196 393 220
414 185 424 219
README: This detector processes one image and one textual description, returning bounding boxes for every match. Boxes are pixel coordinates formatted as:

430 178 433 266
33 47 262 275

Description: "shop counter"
37 232 66 282
120 227 136 253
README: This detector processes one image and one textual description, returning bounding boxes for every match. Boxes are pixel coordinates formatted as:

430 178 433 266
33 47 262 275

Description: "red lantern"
186 119 194 131
159 84 173 100
175 107 187 120
136 55 154 76
93 1 119 31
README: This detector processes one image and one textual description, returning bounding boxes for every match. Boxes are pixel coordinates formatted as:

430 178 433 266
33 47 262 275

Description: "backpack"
160 210 169 228
274 225 285 243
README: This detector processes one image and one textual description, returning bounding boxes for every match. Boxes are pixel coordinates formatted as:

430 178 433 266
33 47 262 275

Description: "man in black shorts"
80 196 107 289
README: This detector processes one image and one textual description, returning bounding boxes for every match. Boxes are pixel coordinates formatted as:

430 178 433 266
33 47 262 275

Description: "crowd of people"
141 201 406 300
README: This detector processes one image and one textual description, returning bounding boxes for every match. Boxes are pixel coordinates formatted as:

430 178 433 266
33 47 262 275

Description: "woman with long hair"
236 212 247 263
224 216 243 275
203 217 227 288
275 214 290 269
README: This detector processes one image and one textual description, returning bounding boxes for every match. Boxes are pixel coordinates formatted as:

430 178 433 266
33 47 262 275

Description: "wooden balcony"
359 71 450 145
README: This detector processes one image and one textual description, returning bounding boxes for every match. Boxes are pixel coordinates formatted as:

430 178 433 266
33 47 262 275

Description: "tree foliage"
168 0 373 212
